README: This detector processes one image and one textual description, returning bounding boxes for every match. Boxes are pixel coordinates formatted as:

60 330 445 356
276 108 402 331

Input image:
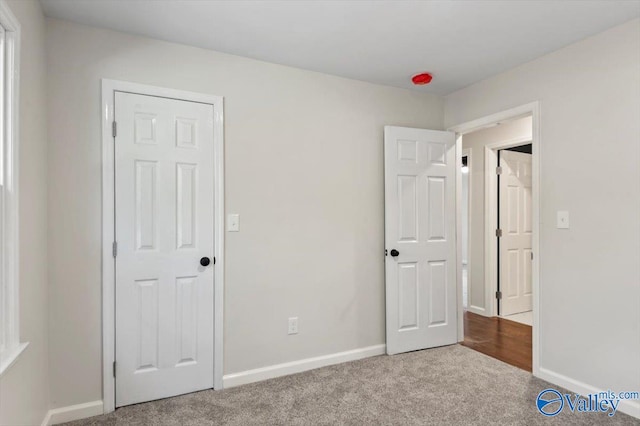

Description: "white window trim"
0 0 25 376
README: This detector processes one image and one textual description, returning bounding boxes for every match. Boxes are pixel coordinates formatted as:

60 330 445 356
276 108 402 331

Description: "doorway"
450 104 539 374
101 80 225 413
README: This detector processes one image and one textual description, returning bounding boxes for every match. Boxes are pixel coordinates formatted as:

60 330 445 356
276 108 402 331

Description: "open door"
384 126 458 355
498 149 533 316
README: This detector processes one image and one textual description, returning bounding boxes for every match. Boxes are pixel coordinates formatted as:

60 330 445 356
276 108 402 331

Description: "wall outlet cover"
288 317 298 335
557 210 569 229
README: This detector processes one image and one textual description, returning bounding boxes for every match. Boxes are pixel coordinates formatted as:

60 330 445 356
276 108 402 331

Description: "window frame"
0 0 24 376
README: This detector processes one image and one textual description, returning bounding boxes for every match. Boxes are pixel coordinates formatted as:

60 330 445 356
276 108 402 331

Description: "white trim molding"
41 400 104 426
101 79 225 413
44 344 385 424
460 148 475 316
0 341 27 375
455 134 463 342
0 0 24 377
223 344 386 388
455 146 475 340
449 101 541 376
537 368 640 419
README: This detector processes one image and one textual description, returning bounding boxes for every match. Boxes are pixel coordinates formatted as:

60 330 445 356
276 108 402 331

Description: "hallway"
461 311 532 372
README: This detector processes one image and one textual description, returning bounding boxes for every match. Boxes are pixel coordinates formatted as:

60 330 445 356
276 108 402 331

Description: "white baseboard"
223 344 386 388
537 367 640 419
41 400 104 426
38 346 385 424
467 306 488 317
46 352 637 424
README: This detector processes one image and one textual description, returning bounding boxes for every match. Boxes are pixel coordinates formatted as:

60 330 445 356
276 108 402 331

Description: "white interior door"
499 149 533 316
384 126 458 355
115 92 215 407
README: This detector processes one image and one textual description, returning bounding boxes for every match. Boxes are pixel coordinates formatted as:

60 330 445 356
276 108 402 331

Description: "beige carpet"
64 345 639 425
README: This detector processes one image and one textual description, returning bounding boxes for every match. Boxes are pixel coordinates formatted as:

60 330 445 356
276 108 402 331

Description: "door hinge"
531 252 534 261
113 361 116 378
112 121 117 138
496 291 502 300
496 166 503 175
112 241 118 258
495 229 503 238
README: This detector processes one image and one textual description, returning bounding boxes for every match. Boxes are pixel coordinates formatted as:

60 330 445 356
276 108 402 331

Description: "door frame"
461 148 471 310
448 101 540 376
100 79 225 413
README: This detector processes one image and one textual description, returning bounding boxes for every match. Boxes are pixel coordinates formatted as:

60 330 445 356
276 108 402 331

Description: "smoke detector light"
411 73 433 85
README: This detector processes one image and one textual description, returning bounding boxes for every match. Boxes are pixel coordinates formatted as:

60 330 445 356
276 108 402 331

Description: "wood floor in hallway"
461 311 532 372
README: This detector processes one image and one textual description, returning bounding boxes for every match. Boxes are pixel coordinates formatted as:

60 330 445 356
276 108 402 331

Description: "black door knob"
390 249 400 257
200 257 211 267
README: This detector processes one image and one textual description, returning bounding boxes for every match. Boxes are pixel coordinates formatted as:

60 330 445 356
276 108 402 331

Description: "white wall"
0 1 49 425
45 18 443 408
462 116 532 316
446 19 640 414
461 157 469 265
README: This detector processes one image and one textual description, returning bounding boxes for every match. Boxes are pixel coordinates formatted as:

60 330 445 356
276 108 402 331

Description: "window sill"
0 342 29 376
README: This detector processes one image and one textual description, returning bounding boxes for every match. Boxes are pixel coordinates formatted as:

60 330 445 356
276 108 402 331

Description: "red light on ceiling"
412 73 433 85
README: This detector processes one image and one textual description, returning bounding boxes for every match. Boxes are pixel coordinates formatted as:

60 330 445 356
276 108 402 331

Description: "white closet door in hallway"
499 149 533 316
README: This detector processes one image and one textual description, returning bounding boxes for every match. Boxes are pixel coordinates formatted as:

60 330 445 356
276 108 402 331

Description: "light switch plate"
228 214 240 232
557 211 569 229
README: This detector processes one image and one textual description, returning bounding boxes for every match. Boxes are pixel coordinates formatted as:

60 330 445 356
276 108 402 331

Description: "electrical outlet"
557 211 569 229
288 317 298 335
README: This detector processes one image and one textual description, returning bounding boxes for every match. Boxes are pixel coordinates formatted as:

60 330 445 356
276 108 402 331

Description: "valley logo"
536 388 639 417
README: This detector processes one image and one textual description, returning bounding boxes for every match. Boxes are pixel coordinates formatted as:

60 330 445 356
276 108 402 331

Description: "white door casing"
115 92 215 407
448 101 540 374
384 126 458 355
499 149 533 316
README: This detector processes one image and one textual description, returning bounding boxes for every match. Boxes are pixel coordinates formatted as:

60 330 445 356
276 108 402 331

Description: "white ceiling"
40 0 640 95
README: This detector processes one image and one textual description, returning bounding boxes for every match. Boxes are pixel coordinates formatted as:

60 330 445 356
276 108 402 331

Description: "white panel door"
115 92 215 407
384 126 457 355
499 150 533 316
